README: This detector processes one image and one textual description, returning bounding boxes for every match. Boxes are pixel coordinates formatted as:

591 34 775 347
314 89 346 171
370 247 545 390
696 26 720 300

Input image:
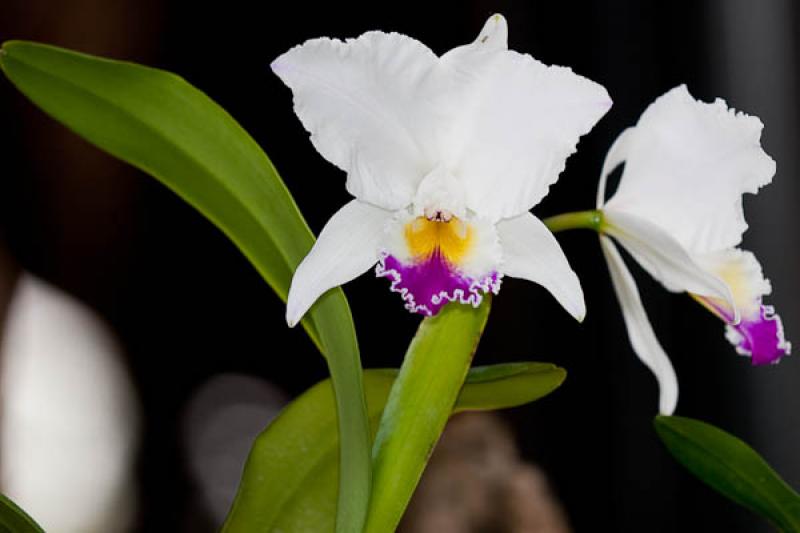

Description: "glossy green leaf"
223 362 565 532
655 415 800 531
365 300 492 533
0 41 370 532
0 494 44 533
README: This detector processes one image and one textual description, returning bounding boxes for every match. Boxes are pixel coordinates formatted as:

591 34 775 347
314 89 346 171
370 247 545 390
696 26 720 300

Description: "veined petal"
286 200 392 326
600 236 678 415
438 16 612 221
604 209 737 321
604 85 775 253
496 212 585 321
377 211 501 316
692 249 791 365
272 31 445 210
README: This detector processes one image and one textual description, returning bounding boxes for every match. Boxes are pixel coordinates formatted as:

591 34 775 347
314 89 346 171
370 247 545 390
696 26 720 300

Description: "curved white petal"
604 85 775 253
272 32 445 210
286 200 392 326
439 17 612 221
600 236 678 415
604 209 737 322
497 212 585 321
596 127 635 208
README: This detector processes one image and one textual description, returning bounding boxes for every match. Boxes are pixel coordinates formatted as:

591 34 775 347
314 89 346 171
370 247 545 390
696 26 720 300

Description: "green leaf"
0 494 44 533
0 41 371 532
454 361 566 411
655 415 800 531
364 300 492 533
223 362 565 532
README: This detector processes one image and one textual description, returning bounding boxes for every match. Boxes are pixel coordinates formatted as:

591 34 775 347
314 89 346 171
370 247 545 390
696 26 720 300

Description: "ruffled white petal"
496 212 585 321
600 236 678 415
604 85 775 253
439 16 612 221
603 209 737 322
286 200 392 326
272 31 446 210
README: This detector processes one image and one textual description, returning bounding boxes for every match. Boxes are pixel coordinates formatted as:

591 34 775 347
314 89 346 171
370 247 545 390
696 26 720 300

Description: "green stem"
543 209 605 233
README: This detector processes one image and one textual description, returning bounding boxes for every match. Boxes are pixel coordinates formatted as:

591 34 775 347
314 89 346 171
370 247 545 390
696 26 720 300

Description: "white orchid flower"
597 85 791 415
272 14 612 326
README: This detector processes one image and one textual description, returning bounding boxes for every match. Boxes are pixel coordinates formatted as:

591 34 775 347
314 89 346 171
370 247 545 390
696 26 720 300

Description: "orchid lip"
692 294 791 365
376 252 501 316
377 213 501 316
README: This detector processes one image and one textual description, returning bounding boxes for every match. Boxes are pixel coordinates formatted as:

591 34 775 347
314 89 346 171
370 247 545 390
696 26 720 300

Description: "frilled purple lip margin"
724 304 792 365
698 296 791 365
376 252 501 316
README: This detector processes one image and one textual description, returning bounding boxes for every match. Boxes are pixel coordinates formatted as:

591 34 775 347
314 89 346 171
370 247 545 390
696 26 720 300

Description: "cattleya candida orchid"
272 14 612 325
597 85 791 414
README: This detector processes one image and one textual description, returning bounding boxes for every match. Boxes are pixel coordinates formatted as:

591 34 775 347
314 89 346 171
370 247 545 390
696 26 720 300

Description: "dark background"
1 0 798 531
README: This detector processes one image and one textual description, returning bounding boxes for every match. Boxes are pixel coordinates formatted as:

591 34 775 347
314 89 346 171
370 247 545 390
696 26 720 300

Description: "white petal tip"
475 14 508 49
270 57 285 74
285 294 305 328
659 401 677 416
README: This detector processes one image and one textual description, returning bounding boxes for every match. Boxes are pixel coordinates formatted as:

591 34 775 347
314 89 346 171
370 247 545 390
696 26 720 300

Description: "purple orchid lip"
376 252 501 316
695 296 791 365
725 305 791 365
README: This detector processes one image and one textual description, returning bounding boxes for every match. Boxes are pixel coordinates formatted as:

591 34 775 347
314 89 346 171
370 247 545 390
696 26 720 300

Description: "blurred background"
0 0 797 531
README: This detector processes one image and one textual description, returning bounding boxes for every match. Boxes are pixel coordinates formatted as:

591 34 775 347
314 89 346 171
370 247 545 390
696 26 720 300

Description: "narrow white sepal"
604 209 739 323
496 212 586 321
286 200 392 327
439 21 612 221
600 236 678 415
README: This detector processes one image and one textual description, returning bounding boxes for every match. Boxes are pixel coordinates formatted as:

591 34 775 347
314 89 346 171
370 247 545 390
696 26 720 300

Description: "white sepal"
600 236 678 415
473 13 508 51
286 200 392 326
496 212 585 321
439 20 612 221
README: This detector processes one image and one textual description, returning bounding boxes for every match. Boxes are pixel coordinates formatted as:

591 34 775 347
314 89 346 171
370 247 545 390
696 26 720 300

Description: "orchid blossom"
272 14 612 326
596 85 791 414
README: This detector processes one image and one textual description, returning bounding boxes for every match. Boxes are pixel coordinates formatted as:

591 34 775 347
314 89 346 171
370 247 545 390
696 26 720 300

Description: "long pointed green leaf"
0 494 44 533
0 41 370 532
365 300 492 533
655 415 800 531
223 362 565 532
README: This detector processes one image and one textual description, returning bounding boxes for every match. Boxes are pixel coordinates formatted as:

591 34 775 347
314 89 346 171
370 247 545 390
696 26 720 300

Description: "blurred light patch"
401 412 570 533
182 373 288 526
0 275 140 533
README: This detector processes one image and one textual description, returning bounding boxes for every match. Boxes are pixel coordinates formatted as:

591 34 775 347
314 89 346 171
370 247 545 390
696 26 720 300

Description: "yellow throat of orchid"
404 216 474 265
